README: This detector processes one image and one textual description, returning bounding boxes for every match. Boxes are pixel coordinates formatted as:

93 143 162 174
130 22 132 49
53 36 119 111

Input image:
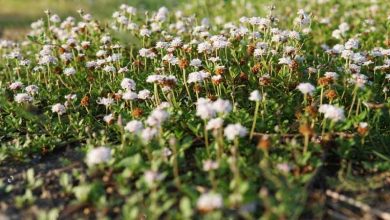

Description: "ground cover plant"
0 0 390 219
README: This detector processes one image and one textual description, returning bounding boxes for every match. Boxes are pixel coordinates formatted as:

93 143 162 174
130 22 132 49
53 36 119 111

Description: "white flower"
125 120 144 133
140 28 152 37
187 71 210 83
146 109 169 127
324 72 339 80
86 146 111 166
118 67 129 74
103 65 116 73
319 104 345 122
190 58 202 67
297 83 315 95
206 118 224 130
122 91 138 101
63 67 76 76
197 42 212 53
212 99 232 115
138 89 151 100
278 57 292 65
50 14 61 23
100 35 112 44
103 113 115 124
224 123 248 140
14 93 33 103
196 98 215 120
97 97 114 107
349 74 369 88
141 127 157 143
345 38 359 50
197 193 223 212
52 103 66 115
359 122 368 128
25 85 39 95
9 81 23 90
249 90 262 101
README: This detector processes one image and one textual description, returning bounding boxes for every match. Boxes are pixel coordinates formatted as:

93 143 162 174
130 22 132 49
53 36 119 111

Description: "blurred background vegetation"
0 0 183 39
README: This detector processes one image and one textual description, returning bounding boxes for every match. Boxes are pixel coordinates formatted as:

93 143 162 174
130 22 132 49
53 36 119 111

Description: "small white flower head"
206 118 224 130
97 97 114 107
122 91 138 101
319 104 345 122
295 9 311 26
212 99 232 115
86 146 111 167
140 28 152 37
157 102 171 109
118 67 129 74
25 85 39 95
103 65 116 73
52 103 66 115
224 123 248 140
9 81 23 90
146 109 169 127
203 160 219 171
349 74 369 88
197 193 223 213
190 58 202 67
50 14 61 23
196 98 215 120
141 127 157 143
278 57 292 65
359 122 368 128
297 83 315 95
14 93 33 103
345 38 359 50
324 72 339 80
63 67 76 76
125 120 144 134
138 89 151 100
103 113 115 124
100 35 112 44
249 90 262 102
187 71 210 84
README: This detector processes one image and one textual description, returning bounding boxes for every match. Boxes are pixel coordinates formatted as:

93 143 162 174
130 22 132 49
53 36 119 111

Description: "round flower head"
14 93 33 103
121 78 136 91
52 103 66 115
146 109 169 127
97 97 114 107
196 98 215 120
297 83 315 95
63 67 76 76
249 90 262 101
122 91 138 101
224 123 248 140
86 146 111 167
319 104 345 122
138 89 151 100
103 113 115 124
212 98 232 115
25 85 39 95
197 193 223 213
125 120 144 134
9 81 23 90
206 118 224 130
